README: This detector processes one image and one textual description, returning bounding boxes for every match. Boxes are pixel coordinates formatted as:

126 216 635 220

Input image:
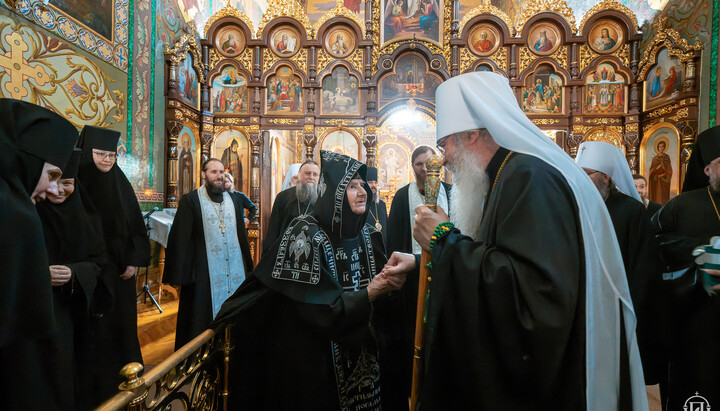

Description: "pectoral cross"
219 223 226 234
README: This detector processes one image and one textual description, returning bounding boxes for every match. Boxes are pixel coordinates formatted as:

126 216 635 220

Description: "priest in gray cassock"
163 158 254 350
575 141 666 387
382 72 649 410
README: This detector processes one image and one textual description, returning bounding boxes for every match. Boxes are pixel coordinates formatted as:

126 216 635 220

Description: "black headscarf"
0 99 78 347
313 150 373 239
0 99 79 193
36 149 104 265
682 125 720 192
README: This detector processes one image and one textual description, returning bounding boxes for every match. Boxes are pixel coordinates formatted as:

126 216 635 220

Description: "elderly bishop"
383 72 648 410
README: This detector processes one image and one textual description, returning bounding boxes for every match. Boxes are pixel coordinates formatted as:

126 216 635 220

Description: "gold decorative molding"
587 118 621 125
647 103 680 119
291 48 308 74
304 124 314 132
490 47 508 73
615 44 631 68
257 0 313 38
203 1 256 37
164 34 207 83
551 46 569 69
268 118 300 124
316 49 333 73
262 48 279 74
443 0 452 66
579 44 598 72
313 0 365 38
638 27 703 79
237 47 254 72
208 49 222 72
378 40 443 62
531 118 560 125
573 125 591 134
247 229 259 238
202 123 214 131
247 124 260 132
459 3 512 34
578 0 639 33
668 107 689 122
459 47 475 73
519 47 535 74
366 125 377 134
584 125 624 148
348 48 364 74
516 0 577 34
325 118 357 126
625 123 638 132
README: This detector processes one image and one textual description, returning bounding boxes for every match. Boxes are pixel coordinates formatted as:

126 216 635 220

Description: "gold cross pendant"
219 223 226 234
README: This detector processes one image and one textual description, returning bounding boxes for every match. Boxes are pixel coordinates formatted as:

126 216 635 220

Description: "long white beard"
447 150 490 240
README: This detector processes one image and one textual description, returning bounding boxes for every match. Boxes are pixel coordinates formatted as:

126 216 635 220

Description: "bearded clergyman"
263 160 320 252
382 72 648 410
163 158 254 349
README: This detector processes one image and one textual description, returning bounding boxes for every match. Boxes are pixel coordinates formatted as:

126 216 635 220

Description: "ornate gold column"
165 120 183 208
364 126 378 167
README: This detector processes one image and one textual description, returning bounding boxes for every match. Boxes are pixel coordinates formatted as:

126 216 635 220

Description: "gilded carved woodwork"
516 0 577 35
237 48 254 72
204 2 256 36
313 0 365 38
520 46 566 73
267 118 300 124
164 34 206 83
262 48 278 74
257 0 313 38
291 48 308 74
531 119 560 125
490 47 508 73
458 4 512 35
638 22 703 79
578 0 639 33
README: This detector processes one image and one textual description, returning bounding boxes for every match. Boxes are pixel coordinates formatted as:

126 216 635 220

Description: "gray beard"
296 181 318 205
447 150 490 241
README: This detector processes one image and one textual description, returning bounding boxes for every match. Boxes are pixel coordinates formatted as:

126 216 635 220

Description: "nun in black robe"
0 99 78 411
35 149 107 410
213 151 405 410
76 125 150 403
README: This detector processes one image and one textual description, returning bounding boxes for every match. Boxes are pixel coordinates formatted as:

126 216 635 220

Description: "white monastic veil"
280 163 302 191
575 140 643 203
435 72 648 411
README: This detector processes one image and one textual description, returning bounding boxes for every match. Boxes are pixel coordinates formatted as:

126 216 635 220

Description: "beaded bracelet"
426 222 454 271
429 222 454 251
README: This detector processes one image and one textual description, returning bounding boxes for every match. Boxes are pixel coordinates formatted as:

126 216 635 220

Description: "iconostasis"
163 0 703 261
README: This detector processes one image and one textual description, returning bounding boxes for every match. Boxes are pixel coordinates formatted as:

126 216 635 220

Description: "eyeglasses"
436 137 448 155
93 150 116 160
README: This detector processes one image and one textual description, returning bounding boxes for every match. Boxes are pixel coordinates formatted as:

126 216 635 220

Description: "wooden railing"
96 326 231 411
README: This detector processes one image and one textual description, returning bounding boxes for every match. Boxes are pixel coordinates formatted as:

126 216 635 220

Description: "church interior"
1 0 718 408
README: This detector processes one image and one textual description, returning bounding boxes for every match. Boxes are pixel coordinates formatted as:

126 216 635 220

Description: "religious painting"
321 66 360 115
641 123 680 204
211 65 248 114
584 62 626 115
376 108 437 205
521 66 564 115
50 0 114 40
305 0 366 25
378 53 443 108
588 20 624 54
381 0 443 47
527 23 561 56
468 24 500 57
212 129 250 194
644 49 683 111
269 26 301 57
324 26 355 59
177 125 199 199
215 26 245 57
269 130 296 203
266 67 304 115
177 53 200 109
377 142 411 191
320 129 362 160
